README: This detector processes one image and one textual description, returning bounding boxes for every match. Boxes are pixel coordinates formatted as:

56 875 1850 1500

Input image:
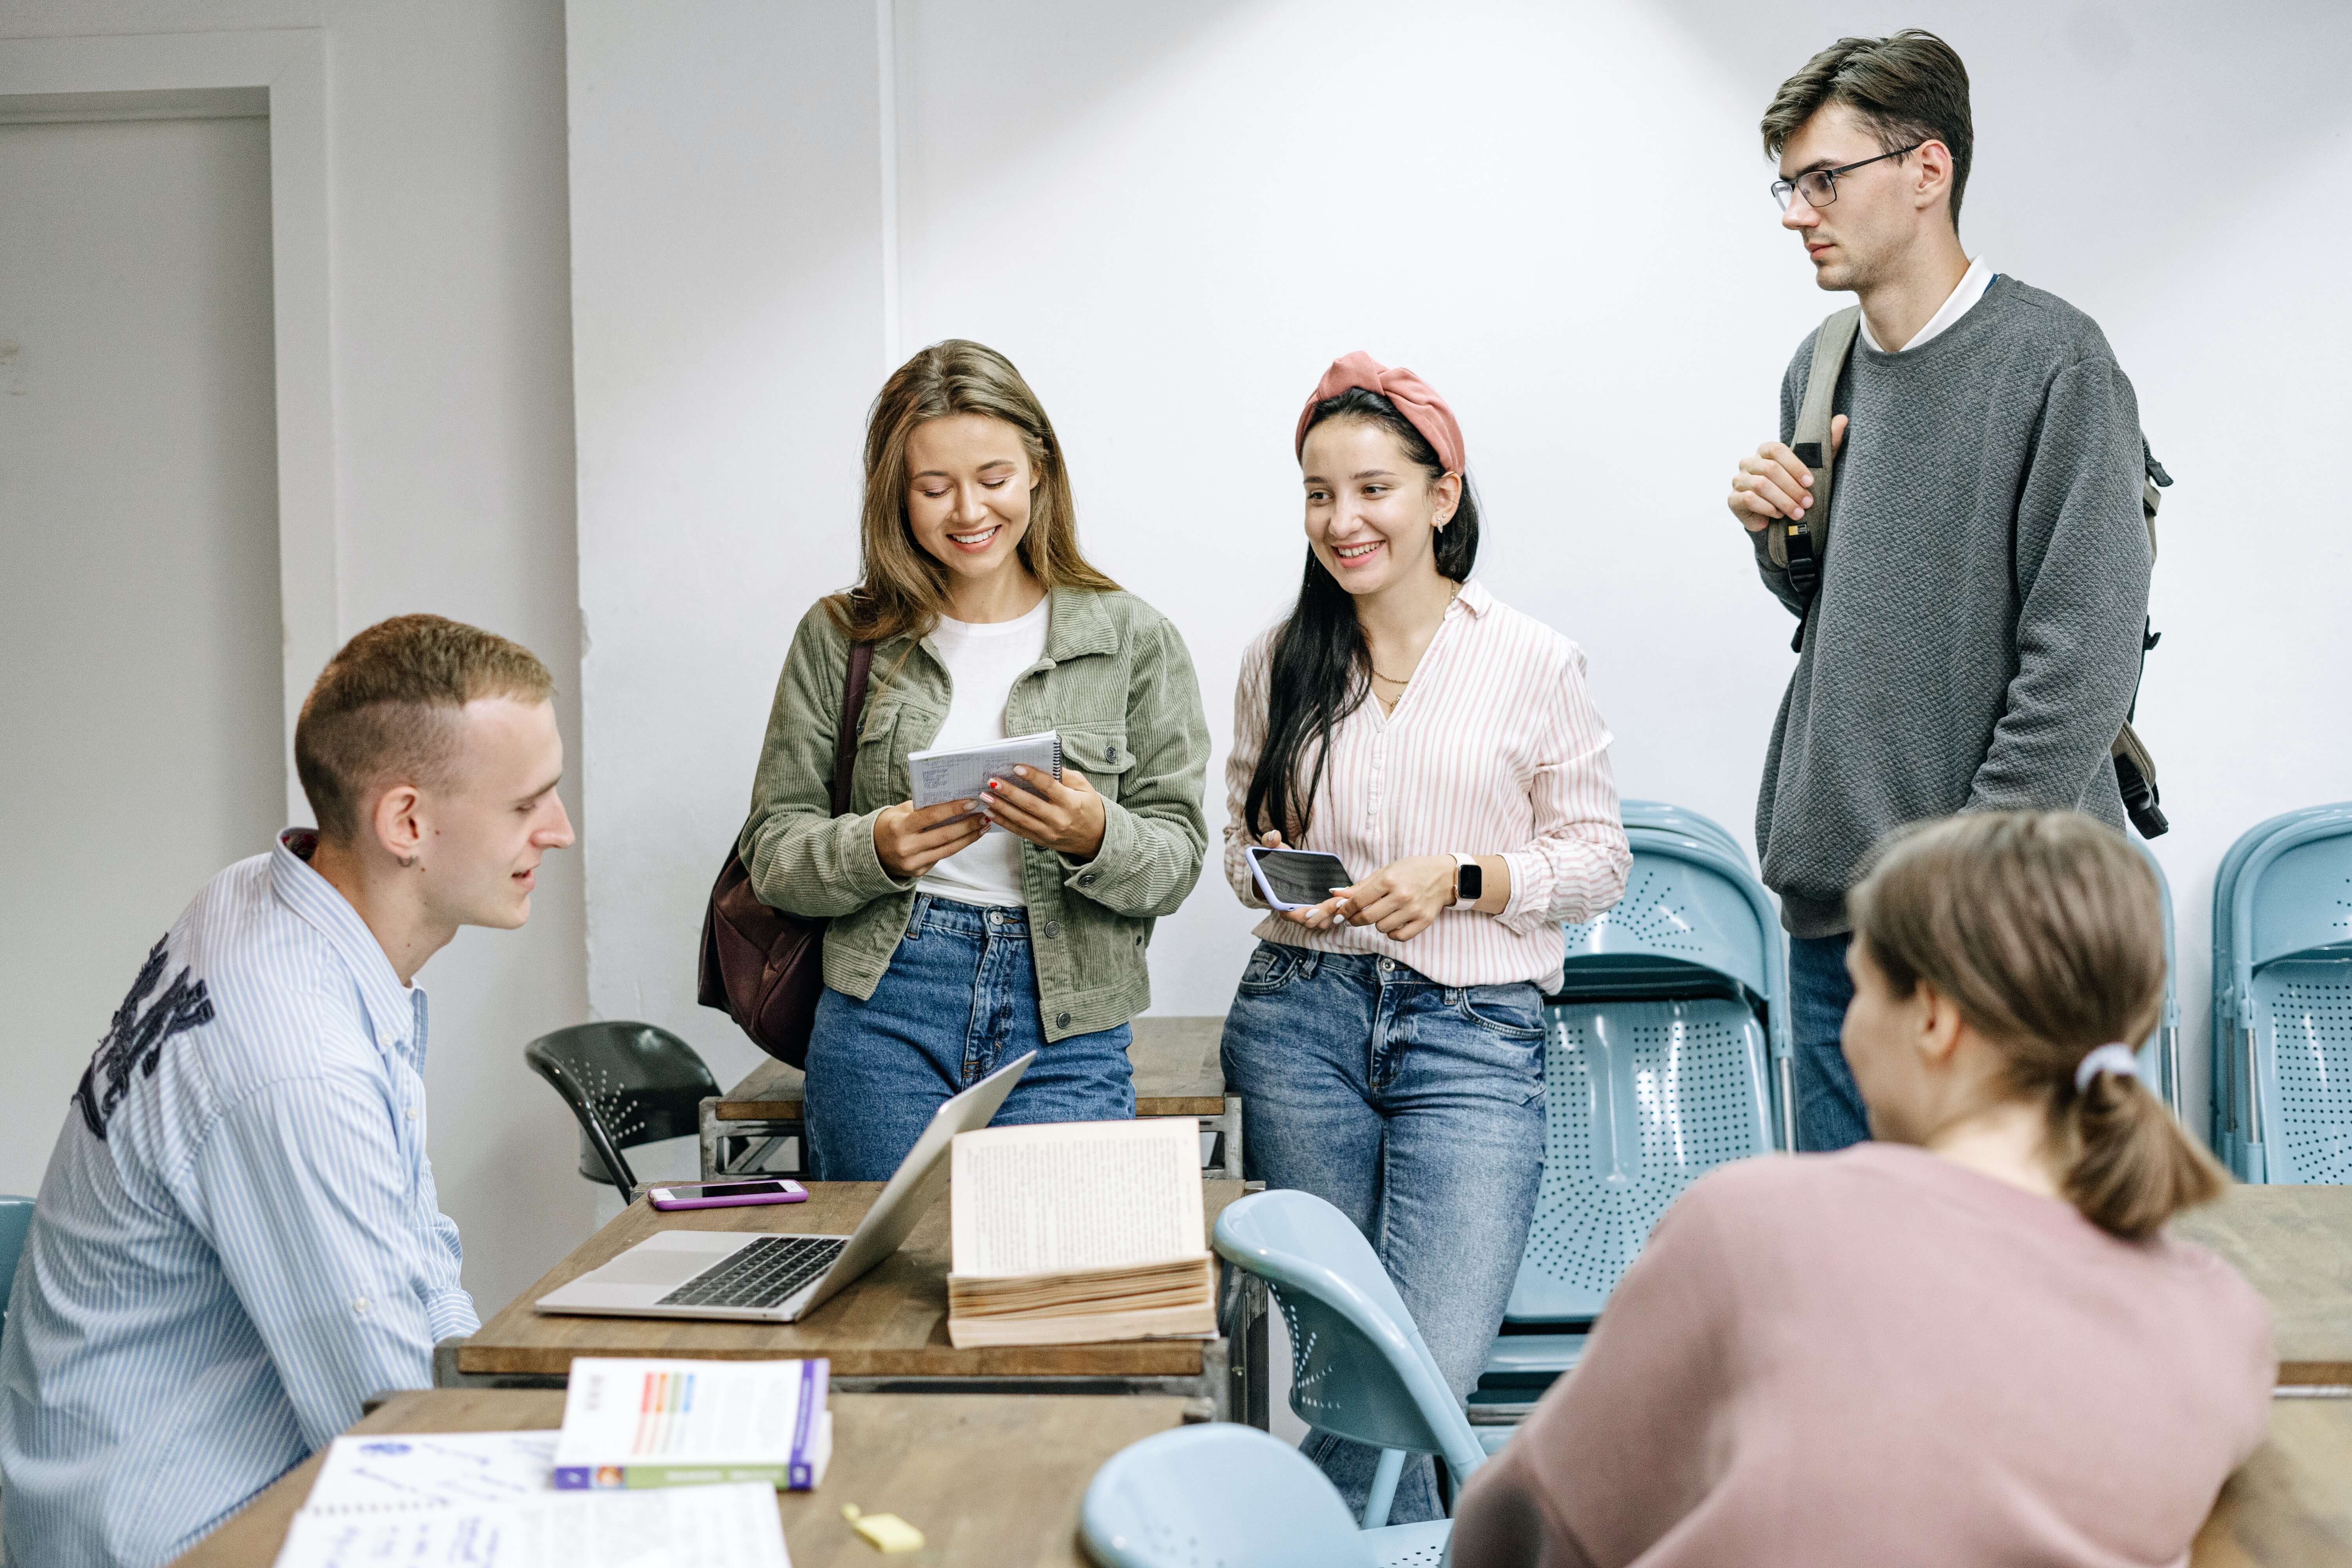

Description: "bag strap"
1768 305 1863 601
830 642 875 818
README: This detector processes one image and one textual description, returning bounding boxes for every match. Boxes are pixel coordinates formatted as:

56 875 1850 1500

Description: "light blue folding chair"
0 1195 32 1343
1473 818 1788 1435
1619 798 1744 863
1210 1190 1479 1554
2134 843 2183 1116
2210 805 2352 1181
1082 1423 1450 1568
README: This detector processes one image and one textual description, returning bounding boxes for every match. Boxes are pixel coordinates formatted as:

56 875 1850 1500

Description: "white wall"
569 0 2352 1145
0 0 592 1311
0 111 282 1201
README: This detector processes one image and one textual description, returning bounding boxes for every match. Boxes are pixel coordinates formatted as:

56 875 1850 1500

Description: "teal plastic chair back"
1475 821 1786 1423
0 1195 33 1341
1212 1191 1486 1529
1080 1423 1448 1568
2212 806 2352 1181
1619 799 1745 864
1509 828 1788 1322
2134 844 2182 1115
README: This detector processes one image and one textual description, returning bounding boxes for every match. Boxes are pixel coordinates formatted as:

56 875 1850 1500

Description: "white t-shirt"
1858 254 1994 352
913 597 1051 908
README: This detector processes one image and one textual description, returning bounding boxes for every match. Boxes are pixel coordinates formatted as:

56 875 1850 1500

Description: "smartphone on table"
646 1178 809 1211
1243 846 1356 911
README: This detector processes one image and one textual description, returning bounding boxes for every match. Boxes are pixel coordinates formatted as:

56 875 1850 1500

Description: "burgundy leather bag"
697 643 874 1067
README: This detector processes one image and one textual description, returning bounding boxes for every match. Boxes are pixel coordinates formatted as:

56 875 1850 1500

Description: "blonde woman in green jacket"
740 340 1212 1179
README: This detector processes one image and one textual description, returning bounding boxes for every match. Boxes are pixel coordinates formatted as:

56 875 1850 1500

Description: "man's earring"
398 852 418 869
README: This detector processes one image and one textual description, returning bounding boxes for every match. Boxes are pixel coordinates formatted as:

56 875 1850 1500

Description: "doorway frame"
0 30 332 822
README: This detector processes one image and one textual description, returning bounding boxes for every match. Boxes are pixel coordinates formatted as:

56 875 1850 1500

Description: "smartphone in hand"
1244 846 1355 911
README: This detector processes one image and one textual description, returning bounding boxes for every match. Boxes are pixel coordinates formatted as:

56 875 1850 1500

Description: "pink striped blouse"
1222 581 1631 991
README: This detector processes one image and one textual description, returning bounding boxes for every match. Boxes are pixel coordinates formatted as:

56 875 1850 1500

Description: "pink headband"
1293 350 1466 476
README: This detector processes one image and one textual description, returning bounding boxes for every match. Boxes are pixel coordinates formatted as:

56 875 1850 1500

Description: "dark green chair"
523 1022 719 1192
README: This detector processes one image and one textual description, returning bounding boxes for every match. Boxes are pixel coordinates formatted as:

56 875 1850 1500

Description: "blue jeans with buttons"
1220 941 1546 1524
804 895 1136 1181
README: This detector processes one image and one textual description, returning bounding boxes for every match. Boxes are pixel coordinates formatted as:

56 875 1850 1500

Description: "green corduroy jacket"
739 586 1211 1041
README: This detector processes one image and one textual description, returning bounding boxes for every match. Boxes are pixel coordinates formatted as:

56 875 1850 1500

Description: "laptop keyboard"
657 1235 846 1310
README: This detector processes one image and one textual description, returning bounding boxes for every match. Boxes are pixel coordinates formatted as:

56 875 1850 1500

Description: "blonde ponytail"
1848 811 2226 1240
2063 1062 2223 1239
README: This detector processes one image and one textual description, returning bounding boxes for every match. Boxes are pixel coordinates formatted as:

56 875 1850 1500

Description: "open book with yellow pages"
945 1117 1218 1348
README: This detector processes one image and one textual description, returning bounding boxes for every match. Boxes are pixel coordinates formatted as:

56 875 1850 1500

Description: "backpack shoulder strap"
830 642 875 818
1768 305 1863 578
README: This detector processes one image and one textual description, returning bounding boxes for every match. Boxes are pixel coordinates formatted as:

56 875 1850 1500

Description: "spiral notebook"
907 730 1061 832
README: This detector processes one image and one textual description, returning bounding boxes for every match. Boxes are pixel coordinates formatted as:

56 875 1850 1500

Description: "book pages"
949 1117 1205 1276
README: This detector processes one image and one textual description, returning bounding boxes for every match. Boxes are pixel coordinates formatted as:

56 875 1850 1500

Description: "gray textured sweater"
1753 276 2152 936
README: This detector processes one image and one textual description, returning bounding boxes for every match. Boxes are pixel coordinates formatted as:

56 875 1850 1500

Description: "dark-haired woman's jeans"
804 895 1134 1180
1220 941 1545 1526
1790 931 1869 1151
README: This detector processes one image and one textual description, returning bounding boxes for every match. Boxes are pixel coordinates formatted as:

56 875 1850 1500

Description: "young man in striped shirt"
0 615 575 1568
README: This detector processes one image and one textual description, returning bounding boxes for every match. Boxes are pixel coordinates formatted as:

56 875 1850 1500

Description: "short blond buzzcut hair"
295 613 555 842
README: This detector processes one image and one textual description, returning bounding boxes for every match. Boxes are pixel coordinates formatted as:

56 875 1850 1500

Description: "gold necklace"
1370 582 1462 685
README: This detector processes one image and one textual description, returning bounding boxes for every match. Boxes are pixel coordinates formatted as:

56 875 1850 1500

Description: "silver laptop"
535 1051 1035 1323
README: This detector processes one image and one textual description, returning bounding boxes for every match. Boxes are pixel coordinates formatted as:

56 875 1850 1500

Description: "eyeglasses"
1771 142 1924 211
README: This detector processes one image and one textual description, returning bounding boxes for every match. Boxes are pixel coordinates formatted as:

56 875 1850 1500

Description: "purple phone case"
647 1183 808 1210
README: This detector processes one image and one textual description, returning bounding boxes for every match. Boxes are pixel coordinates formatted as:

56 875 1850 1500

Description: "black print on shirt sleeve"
75 936 215 1140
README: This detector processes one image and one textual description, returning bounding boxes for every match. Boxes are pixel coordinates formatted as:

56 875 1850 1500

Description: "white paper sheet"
305 1430 559 1511
271 1482 788 1568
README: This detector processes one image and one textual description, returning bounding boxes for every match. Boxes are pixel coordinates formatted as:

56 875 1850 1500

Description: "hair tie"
1294 351 1466 476
2073 1043 2141 1095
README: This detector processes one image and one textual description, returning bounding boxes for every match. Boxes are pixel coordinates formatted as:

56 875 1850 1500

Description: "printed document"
270 1481 788 1568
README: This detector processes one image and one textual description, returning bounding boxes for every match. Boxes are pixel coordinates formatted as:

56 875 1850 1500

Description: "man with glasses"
1724 31 2154 1151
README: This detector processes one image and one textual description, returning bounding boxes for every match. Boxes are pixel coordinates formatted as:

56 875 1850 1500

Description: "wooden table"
438 1180 1269 1426
701 1016 1241 1181
2174 1184 2352 1385
168 1387 1187 1568
2193 1397 2352 1564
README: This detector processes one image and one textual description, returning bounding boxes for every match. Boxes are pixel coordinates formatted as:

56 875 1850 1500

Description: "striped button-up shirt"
0 831 477 1568
1223 581 1631 991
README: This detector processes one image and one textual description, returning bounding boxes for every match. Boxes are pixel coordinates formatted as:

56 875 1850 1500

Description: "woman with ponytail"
1220 353 1630 1523
1454 810 2272 1567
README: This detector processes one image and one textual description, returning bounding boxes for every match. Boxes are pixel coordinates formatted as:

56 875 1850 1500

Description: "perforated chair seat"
2213 808 2352 1179
1506 997 1771 1322
2253 953 2352 1183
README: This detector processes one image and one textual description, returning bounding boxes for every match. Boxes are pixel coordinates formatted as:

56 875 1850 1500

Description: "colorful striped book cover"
552 1356 831 1492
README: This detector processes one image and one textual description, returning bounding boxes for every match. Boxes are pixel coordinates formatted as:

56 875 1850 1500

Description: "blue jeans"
1789 931 1868 1152
805 895 1135 1180
1220 943 1545 1525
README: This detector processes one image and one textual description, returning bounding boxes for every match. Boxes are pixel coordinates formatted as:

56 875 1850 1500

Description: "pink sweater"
1451 1145 2272 1567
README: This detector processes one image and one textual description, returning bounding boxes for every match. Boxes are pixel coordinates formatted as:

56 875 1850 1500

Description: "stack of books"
945 1117 1219 1348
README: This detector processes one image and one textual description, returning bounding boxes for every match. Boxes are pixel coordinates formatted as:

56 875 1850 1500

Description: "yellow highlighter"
842 1503 926 1554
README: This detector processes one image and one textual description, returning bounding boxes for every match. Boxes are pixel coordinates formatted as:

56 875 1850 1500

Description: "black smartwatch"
1452 853 1483 904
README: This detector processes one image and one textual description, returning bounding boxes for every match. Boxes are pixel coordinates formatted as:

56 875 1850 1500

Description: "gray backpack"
1765 305 2172 838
